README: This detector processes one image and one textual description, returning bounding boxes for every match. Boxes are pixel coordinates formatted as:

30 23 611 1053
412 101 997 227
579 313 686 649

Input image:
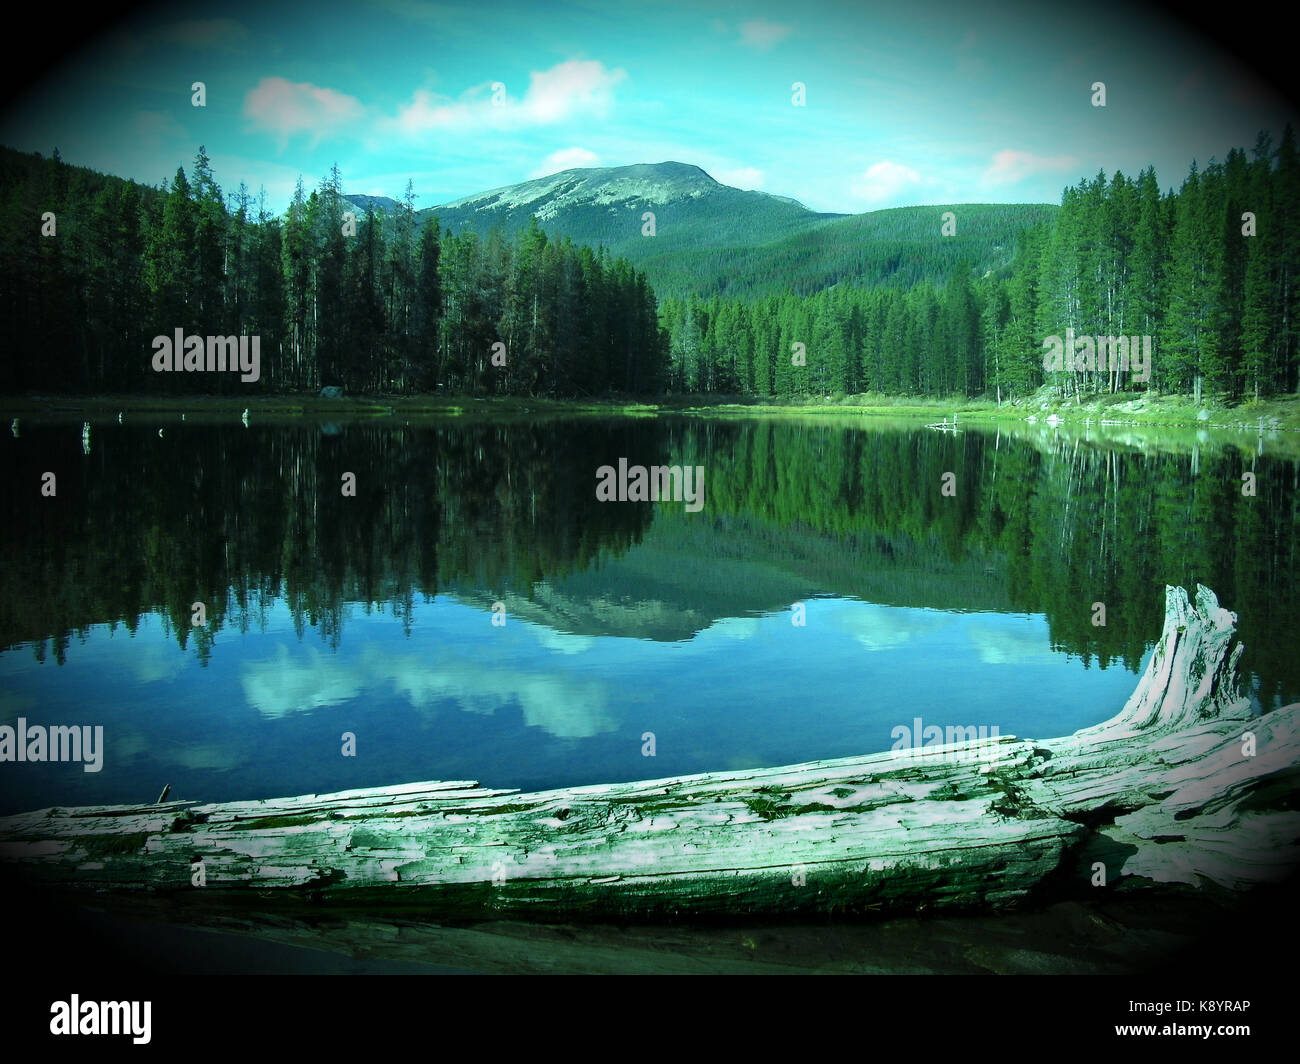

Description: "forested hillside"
1 130 1296 402
661 130 1300 401
413 162 1054 300
632 203 1058 299
0 147 667 396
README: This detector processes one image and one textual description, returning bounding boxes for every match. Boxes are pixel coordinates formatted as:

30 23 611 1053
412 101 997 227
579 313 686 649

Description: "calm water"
1 415 1296 814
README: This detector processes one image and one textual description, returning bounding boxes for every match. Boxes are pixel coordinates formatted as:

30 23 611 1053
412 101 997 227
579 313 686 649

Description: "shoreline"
4 389 1299 431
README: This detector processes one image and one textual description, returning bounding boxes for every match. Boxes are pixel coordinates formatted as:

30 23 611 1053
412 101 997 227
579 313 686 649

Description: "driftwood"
2 585 1297 919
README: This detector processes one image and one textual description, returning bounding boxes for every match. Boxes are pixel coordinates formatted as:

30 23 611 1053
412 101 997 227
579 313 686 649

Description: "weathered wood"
2 585 1296 918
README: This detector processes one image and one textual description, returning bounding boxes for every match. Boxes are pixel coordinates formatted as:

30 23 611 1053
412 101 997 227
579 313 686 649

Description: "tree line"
660 129 1300 402
0 146 667 396
2 130 1297 402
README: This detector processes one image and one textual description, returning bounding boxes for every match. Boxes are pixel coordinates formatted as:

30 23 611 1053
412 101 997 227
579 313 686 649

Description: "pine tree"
415 216 443 390
1161 164 1206 396
1240 134 1278 399
1275 124 1300 393
280 178 311 388
1124 167 1163 378
190 146 227 341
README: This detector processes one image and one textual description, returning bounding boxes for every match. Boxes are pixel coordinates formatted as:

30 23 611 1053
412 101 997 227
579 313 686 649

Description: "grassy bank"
4 388 1299 430
671 389 1300 431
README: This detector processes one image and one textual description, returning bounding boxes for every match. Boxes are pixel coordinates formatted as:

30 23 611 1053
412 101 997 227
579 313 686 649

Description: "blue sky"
0 0 1293 214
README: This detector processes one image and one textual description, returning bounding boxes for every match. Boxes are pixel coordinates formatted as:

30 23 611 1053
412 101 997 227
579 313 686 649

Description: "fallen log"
1 585 1297 918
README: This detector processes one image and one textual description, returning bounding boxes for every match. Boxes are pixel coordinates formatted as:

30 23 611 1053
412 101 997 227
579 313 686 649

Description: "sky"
0 0 1294 216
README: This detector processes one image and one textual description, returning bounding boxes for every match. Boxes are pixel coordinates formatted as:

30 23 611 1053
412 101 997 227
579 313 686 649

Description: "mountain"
342 193 400 214
351 161 1057 300
445 501 1011 643
420 161 843 254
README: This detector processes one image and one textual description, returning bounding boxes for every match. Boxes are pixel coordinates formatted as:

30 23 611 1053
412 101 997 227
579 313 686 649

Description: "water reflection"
0 415 1294 813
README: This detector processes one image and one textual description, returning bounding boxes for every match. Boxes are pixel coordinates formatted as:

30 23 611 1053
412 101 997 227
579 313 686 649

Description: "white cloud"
241 645 362 717
713 166 765 190
531 146 600 177
496 674 614 738
238 637 615 739
242 77 366 147
526 60 624 122
850 160 922 205
391 59 626 135
532 625 597 653
967 621 1058 665
739 19 792 50
983 149 1078 186
131 642 189 685
832 605 953 651
233 621 626 740
707 617 761 641
380 648 615 739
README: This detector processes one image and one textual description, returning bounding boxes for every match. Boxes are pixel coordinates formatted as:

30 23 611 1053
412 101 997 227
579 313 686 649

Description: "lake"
1 413 1295 815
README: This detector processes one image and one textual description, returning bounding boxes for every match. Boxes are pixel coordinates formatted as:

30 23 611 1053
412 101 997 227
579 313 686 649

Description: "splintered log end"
1082 585 1252 743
